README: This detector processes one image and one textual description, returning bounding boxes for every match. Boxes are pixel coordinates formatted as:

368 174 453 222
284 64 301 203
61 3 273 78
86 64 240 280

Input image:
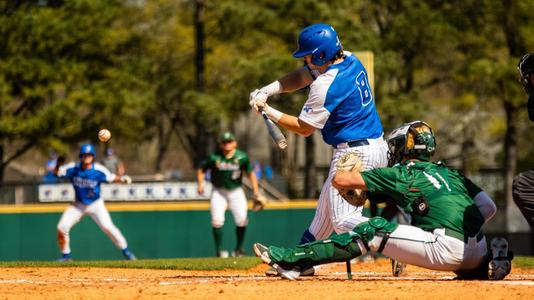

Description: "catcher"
197 132 265 257
254 121 513 280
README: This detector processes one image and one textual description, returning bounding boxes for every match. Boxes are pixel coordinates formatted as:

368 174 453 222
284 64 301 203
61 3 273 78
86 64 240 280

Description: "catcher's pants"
57 199 128 254
308 136 389 239
374 225 487 271
210 187 248 228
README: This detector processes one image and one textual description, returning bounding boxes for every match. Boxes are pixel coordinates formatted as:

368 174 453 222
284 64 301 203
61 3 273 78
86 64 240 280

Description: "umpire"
513 53 534 228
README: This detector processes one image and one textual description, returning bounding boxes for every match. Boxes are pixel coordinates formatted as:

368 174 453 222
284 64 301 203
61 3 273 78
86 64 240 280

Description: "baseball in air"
98 129 111 142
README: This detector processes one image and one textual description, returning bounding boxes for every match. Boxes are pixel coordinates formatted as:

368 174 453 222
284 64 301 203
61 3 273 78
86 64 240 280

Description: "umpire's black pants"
512 170 534 228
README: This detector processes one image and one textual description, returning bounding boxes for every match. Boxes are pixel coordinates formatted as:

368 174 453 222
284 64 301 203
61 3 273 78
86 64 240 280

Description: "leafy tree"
0 0 151 183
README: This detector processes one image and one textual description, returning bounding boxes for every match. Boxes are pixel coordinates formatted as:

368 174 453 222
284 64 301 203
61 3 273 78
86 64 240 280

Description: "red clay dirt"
0 259 532 299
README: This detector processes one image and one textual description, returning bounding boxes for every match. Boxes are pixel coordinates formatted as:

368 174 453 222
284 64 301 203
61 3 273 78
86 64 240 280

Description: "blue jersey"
58 162 116 204
298 52 383 145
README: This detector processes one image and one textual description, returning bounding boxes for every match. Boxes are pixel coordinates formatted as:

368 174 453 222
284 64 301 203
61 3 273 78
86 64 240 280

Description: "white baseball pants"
370 225 487 271
210 187 248 228
57 199 128 254
308 136 389 239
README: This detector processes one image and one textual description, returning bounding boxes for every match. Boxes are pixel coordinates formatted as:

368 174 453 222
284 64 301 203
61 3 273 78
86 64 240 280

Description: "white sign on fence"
38 182 212 202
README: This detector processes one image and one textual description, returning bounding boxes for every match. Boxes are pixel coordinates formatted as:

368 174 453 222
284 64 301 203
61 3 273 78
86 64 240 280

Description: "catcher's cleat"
253 243 301 280
488 237 512 280
391 259 405 277
265 266 315 277
265 267 279 277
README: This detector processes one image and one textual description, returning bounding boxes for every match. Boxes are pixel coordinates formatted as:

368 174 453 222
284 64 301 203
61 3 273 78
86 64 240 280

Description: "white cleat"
253 243 301 280
488 237 512 280
265 265 315 277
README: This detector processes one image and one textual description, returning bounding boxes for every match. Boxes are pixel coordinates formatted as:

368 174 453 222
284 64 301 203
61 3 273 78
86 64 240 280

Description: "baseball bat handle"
260 110 287 150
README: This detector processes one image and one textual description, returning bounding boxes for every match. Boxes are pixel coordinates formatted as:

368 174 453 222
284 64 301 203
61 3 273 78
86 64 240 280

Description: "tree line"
1 0 533 203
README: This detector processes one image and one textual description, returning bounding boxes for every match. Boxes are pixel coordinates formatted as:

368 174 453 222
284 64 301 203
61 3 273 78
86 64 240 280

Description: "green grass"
0 257 262 270
513 256 534 269
0 256 532 270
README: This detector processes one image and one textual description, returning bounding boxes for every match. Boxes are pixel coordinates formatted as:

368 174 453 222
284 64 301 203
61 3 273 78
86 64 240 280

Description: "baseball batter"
197 132 260 257
249 24 388 250
54 144 136 261
254 121 513 281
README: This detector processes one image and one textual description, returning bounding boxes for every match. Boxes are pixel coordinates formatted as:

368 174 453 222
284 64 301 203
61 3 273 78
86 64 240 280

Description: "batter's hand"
249 89 269 112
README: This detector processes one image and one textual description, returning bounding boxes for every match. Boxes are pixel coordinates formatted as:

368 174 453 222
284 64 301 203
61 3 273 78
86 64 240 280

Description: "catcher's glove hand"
335 151 367 206
252 193 267 212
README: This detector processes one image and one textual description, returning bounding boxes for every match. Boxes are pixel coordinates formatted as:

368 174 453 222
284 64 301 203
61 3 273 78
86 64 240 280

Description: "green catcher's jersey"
201 149 252 190
361 161 485 237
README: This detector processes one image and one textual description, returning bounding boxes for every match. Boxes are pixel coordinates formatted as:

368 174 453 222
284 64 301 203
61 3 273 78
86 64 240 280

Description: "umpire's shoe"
253 243 301 280
488 237 513 280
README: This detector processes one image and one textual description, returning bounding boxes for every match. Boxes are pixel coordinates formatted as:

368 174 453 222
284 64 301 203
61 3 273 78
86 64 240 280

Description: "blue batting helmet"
293 23 342 66
79 144 96 158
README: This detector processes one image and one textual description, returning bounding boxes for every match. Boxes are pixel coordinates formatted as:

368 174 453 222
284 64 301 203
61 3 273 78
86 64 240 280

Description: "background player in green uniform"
254 121 513 280
197 132 260 257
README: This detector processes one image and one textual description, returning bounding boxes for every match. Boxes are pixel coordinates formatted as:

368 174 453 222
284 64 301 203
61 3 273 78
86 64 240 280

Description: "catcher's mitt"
335 151 367 206
252 193 267 212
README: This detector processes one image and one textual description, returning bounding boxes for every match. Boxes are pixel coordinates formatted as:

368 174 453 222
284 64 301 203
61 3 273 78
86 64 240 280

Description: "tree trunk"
0 143 4 186
154 118 175 173
304 135 317 198
194 0 205 92
192 0 210 166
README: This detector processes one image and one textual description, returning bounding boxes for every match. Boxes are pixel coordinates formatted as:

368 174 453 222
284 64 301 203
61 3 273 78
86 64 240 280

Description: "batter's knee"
331 217 361 234
57 223 70 235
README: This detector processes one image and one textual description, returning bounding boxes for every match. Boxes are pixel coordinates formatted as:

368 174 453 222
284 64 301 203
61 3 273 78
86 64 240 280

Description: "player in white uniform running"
249 24 388 274
54 144 136 261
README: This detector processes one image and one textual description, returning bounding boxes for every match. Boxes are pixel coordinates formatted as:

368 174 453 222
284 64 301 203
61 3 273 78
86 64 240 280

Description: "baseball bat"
259 108 287 150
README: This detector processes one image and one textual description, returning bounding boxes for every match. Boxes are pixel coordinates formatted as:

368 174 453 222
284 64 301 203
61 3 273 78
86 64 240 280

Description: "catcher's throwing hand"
334 151 367 206
252 193 267 212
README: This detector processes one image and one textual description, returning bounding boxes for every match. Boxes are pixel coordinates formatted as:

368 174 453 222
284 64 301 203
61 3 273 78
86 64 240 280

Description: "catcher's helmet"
518 53 534 94
79 144 96 158
293 23 342 66
387 121 436 166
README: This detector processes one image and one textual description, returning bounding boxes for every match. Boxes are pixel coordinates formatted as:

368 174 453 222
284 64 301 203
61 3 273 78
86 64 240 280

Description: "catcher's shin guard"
267 232 366 269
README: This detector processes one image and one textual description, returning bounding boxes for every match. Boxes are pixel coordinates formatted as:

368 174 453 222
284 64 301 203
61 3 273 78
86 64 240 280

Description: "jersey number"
356 71 373 106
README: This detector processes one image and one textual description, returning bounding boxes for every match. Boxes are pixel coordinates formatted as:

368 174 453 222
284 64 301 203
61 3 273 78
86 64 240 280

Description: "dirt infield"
0 259 532 300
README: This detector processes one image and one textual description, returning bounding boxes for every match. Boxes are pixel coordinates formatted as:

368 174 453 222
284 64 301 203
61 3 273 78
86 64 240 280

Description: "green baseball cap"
218 131 236 142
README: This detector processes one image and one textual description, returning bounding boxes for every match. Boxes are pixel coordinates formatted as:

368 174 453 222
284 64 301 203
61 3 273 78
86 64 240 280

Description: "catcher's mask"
387 121 436 166
518 53 534 94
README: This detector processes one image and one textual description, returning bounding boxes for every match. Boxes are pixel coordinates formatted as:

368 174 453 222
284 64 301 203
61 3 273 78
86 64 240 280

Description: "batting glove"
249 89 269 112
120 175 132 184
